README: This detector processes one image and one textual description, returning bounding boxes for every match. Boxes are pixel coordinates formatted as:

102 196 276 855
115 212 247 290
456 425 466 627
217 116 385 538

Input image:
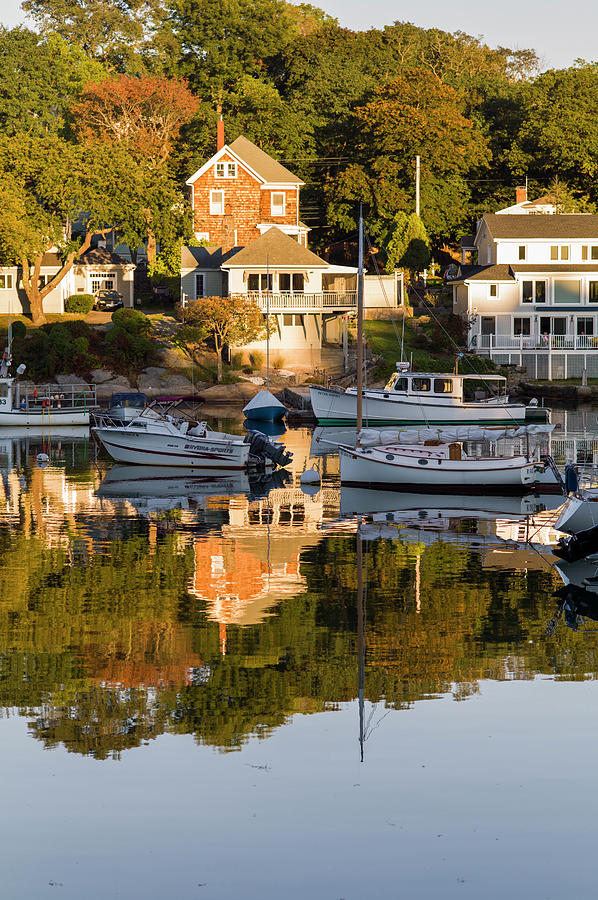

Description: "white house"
0 245 135 315
453 213 598 379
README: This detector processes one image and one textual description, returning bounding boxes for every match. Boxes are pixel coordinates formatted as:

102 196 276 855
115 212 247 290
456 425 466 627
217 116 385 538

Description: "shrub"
111 308 150 334
65 294 95 314
249 350 264 369
272 356 285 370
106 325 157 370
11 320 27 340
230 352 244 369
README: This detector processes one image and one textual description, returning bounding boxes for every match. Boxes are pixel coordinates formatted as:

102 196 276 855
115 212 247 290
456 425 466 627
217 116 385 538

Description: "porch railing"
235 291 357 311
474 334 598 351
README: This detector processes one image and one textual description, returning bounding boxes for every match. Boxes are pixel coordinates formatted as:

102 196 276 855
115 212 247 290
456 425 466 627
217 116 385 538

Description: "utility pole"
415 155 420 217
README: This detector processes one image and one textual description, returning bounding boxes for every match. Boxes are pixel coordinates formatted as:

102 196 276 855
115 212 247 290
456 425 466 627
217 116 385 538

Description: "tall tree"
0 135 146 323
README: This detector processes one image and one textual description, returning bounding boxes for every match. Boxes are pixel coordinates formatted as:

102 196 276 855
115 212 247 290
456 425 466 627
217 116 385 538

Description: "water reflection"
2 420 598 765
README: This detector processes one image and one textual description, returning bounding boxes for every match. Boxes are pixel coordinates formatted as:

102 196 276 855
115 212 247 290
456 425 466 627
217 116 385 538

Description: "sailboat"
243 255 287 423
338 210 561 495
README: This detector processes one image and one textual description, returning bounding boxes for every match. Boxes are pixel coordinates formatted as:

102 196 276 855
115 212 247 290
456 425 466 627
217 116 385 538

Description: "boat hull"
339 446 537 494
554 493 598 535
243 389 287 422
310 386 545 426
0 409 91 426
94 427 250 468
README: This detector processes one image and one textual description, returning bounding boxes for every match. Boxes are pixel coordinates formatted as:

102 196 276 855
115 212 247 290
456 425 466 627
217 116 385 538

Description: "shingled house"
453 213 598 379
181 129 362 366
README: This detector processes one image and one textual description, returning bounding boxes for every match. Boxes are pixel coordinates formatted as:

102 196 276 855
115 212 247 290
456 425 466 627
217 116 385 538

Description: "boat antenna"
356 204 364 446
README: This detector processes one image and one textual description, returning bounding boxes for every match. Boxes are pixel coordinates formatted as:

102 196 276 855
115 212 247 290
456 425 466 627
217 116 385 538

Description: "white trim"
186 146 265 185
259 182 304 190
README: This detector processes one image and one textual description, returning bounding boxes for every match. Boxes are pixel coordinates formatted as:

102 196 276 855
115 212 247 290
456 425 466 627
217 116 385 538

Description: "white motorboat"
554 488 598 535
339 440 544 494
105 392 148 423
310 368 549 426
340 487 564 520
92 398 292 470
0 375 97 426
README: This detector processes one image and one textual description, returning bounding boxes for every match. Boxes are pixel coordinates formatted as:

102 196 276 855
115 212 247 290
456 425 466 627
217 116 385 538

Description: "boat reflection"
96 464 291 514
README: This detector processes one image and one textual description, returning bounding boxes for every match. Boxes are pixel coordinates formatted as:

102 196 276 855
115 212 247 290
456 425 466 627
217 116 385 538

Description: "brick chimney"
216 107 224 151
515 185 527 205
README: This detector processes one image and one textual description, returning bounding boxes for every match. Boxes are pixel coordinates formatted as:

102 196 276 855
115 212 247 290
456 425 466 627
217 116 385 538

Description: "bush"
249 350 264 369
11 320 27 340
111 308 151 334
65 294 95 314
106 325 158 370
230 352 244 369
272 356 285 370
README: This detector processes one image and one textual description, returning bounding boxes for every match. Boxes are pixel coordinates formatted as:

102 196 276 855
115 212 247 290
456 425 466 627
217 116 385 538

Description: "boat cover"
358 423 555 446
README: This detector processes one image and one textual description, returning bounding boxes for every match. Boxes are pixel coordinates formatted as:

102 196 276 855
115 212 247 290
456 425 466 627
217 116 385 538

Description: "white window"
551 245 569 260
488 284 498 298
195 232 209 242
90 273 115 293
210 190 224 215
514 317 531 336
0 274 14 289
195 274 205 298
486 246 492 264
518 245 526 260
271 192 285 216
38 274 52 288
215 162 236 178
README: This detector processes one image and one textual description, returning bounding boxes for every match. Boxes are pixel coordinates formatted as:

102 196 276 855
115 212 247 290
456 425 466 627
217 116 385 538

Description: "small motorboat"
243 389 287 422
92 397 292 470
105 392 148 423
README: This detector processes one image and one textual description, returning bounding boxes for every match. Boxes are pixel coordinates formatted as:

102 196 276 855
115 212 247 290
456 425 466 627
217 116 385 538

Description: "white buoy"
300 467 320 485
36 452 50 468
300 467 321 496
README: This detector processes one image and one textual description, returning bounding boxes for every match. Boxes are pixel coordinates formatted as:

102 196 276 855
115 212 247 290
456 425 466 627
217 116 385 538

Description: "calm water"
2 415 598 898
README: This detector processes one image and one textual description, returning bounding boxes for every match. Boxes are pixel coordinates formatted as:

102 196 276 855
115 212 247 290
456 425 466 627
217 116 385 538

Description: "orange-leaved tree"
175 296 268 381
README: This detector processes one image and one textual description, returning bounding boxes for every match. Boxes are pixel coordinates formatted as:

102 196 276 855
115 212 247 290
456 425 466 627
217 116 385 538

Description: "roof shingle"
222 227 328 268
483 213 598 240
229 136 302 185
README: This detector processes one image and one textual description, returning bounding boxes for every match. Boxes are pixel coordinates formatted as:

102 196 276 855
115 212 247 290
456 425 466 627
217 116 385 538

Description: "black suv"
94 290 124 311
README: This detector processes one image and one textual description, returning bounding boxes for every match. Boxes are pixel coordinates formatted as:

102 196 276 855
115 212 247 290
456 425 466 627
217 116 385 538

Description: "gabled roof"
77 247 128 266
457 264 515 283
481 213 598 240
181 245 242 270
186 136 303 187
228 136 301 185
222 227 328 269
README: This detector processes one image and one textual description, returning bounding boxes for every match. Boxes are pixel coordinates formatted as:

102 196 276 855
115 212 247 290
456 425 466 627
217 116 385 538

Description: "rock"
199 382 262 403
239 374 265 385
90 368 116 384
55 373 89 386
95 376 133 400
159 375 195 395
141 366 168 378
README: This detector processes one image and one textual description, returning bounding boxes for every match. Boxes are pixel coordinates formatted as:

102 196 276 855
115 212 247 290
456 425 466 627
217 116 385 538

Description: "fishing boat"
338 210 558 494
310 368 548 426
0 374 97 426
92 397 292 470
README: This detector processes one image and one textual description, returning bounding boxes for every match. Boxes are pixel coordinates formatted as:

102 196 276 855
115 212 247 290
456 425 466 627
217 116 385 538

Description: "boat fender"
565 463 579 493
300 467 320 485
36 452 50 468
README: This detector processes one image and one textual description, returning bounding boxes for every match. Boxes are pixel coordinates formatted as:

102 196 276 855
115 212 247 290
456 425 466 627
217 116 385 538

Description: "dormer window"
271 192 285 216
215 162 237 178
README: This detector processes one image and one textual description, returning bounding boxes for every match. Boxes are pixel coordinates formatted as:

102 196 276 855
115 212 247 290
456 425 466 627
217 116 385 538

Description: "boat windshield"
462 376 507 402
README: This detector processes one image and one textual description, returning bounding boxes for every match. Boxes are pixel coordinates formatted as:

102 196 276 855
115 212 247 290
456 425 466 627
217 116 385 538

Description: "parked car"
94 290 124 311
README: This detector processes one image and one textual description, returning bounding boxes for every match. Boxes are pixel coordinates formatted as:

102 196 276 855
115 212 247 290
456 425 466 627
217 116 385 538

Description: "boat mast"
357 521 365 762
356 205 364 445
266 253 270 395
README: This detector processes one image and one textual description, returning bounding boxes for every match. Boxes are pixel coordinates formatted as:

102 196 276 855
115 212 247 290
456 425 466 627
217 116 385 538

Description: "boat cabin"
383 371 508 403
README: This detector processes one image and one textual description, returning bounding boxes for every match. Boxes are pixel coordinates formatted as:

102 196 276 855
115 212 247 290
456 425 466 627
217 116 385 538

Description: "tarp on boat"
357 423 555 446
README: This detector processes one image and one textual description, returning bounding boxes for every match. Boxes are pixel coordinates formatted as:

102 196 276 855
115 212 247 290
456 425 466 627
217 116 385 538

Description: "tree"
386 213 431 274
175 296 267 380
507 63 598 201
72 74 200 167
0 27 103 136
21 0 164 69
0 135 147 323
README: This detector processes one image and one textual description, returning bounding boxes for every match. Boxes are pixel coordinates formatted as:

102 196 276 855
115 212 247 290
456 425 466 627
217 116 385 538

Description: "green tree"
386 213 431 274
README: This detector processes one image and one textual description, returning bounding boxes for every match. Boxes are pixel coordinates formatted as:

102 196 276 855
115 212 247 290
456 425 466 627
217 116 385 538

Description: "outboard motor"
245 430 293 468
565 462 579 494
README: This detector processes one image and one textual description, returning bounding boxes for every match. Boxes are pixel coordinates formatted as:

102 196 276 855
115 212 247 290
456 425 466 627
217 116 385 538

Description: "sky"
2 0 597 71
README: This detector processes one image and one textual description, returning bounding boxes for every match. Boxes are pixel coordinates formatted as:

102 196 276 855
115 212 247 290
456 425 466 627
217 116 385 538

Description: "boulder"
159 374 196 395
95 376 133 400
141 366 168 378
199 382 262 403
55 373 90 386
90 368 115 384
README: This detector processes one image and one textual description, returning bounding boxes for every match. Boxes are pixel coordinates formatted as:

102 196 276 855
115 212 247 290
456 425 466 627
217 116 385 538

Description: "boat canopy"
358 423 554 446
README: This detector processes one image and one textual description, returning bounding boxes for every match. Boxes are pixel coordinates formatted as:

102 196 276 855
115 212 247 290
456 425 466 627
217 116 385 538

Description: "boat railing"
17 382 97 410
